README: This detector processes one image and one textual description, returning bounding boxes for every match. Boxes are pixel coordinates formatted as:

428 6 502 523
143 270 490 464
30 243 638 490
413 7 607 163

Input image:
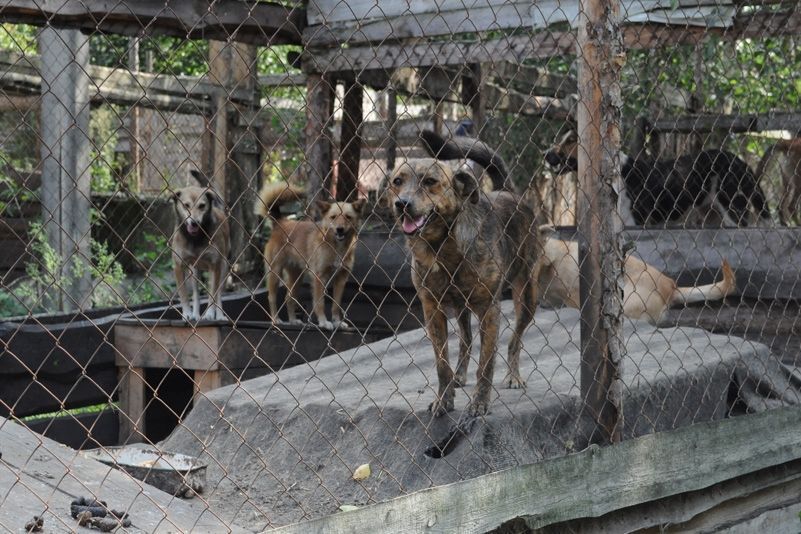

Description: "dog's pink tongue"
402 215 426 234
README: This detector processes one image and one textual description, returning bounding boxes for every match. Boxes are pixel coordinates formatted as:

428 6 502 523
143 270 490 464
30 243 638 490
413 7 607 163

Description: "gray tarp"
163 305 799 530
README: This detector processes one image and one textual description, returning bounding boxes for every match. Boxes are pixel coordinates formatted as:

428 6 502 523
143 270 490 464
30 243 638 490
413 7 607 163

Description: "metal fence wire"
0 0 800 531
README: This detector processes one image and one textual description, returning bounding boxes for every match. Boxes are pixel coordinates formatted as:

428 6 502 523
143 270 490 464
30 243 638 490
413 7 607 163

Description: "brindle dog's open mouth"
400 212 432 235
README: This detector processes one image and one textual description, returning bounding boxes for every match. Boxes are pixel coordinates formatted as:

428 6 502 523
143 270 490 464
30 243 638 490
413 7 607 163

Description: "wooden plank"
652 112 801 134
0 417 245 532
0 0 303 46
307 0 528 26
260 72 307 88
269 406 801 534
304 2 531 47
193 369 221 400
22 408 119 450
533 460 801 532
113 324 221 370
0 367 117 418
484 83 575 120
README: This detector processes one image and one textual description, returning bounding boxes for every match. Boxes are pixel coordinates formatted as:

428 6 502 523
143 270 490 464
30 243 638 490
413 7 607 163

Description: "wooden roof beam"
0 0 304 46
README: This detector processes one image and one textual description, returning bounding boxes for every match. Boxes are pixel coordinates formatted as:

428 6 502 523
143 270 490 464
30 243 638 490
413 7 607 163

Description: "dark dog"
387 131 542 417
171 170 230 322
545 130 770 226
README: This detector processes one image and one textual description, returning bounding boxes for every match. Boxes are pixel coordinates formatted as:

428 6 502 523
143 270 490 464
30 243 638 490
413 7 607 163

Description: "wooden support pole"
127 37 141 191
117 366 146 444
305 74 334 203
576 0 625 445
38 27 92 312
463 63 486 135
385 88 398 171
208 40 260 273
337 80 363 201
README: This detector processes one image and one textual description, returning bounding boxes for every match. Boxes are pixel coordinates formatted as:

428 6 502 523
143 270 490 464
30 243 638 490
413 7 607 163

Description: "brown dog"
388 131 542 417
256 182 365 329
171 171 230 322
537 228 736 324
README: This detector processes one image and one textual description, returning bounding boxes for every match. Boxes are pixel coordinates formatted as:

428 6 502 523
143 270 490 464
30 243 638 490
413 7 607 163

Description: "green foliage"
127 232 175 304
0 23 37 54
89 106 126 192
0 222 129 317
90 33 209 76
19 402 118 422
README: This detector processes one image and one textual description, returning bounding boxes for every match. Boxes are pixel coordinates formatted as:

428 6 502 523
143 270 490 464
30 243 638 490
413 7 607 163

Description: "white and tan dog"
537 227 735 324
171 170 230 322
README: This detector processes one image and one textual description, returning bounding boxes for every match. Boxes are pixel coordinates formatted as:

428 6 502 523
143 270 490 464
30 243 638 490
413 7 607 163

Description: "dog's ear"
452 169 480 204
350 198 366 214
190 169 209 187
315 199 332 216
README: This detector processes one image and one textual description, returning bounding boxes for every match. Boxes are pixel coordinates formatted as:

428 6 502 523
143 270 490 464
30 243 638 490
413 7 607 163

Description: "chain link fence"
0 0 800 531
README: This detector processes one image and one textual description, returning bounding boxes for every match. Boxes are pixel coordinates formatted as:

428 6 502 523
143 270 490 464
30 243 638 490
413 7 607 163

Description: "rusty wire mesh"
0 0 799 531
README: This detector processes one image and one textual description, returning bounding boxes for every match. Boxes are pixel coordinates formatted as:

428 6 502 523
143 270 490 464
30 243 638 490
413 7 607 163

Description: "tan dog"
537 228 735 324
256 183 365 329
757 138 801 225
171 171 230 322
388 131 543 417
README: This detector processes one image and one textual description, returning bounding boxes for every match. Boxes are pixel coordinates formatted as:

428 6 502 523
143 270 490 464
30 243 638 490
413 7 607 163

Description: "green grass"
19 402 117 423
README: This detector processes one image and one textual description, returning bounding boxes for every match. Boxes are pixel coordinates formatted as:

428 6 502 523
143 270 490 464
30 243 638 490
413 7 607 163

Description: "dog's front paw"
453 370 467 388
503 373 526 389
331 319 352 330
200 306 222 321
317 319 335 330
181 308 198 323
428 395 454 417
466 398 490 417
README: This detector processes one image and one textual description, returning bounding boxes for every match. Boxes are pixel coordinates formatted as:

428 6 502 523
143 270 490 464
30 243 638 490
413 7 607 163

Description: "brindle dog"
388 131 542 417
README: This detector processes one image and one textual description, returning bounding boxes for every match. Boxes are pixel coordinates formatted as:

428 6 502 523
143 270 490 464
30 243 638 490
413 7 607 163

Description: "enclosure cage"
0 0 800 532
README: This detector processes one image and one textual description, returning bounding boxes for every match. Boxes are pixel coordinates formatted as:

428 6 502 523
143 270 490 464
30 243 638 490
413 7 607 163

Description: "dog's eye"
345 215 353 221
392 177 403 186
198 204 205 210
329 214 336 220
422 178 437 187
184 203 191 209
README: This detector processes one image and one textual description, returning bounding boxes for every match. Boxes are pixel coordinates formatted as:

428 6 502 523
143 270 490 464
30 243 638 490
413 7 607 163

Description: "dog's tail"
255 182 305 220
420 130 515 193
671 259 736 306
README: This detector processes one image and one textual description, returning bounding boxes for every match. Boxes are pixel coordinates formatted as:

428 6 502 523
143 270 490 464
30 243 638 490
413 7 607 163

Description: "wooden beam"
576 0 625 444
303 9 801 73
651 112 801 134
269 406 801 534
0 0 304 45
484 83 576 121
259 72 307 88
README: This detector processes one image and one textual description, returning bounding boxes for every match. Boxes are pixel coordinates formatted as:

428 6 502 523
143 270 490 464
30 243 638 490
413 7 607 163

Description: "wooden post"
38 27 92 312
128 37 141 191
576 0 625 444
208 40 260 271
337 80 363 201
117 366 146 444
386 88 398 171
463 63 486 135
305 73 334 204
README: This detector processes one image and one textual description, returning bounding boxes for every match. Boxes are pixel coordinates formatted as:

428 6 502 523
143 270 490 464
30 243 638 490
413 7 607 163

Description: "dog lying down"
537 227 736 324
